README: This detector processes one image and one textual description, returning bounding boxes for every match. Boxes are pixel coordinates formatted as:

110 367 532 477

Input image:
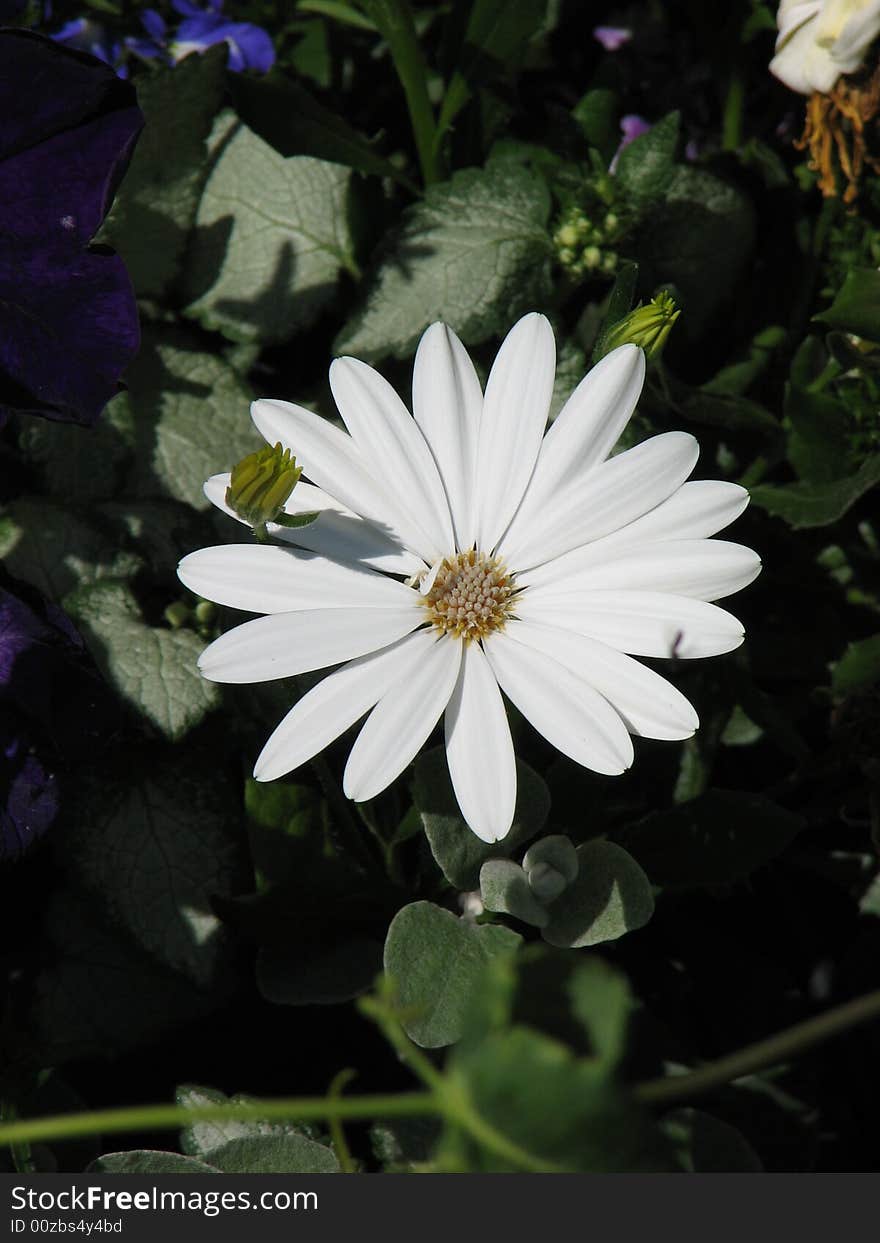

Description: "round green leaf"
542 842 654 949
383 901 521 1048
479 859 549 928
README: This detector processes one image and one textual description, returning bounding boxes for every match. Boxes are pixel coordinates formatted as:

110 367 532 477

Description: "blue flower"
50 17 125 73
0 30 143 427
133 1 275 73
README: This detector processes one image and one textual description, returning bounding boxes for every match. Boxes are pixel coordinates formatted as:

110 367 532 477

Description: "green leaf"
65 579 219 740
383 901 521 1047
572 88 620 162
337 162 553 360
591 260 639 363
414 746 551 889
18 397 134 502
750 453 880 528
479 859 549 928
615 790 803 888
435 0 549 146
614 111 680 209
64 755 247 985
663 1108 763 1172
90 1151 219 1174
182 116 356 344
814 267 880 341
541 841 654 949
567 957 632 1068
178 1084 317 1158
207 1135 339 1173
99 47 227 299
228 781 389 1006
122 327 263 510
784 338 853 483
632 165 755 324
0 499 141 604
229 70 410 185
27 891 225 1065
832 633 880 695
99 499 209 577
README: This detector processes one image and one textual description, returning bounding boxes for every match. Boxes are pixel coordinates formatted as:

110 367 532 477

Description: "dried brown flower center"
421 550 516 641
797 63 880 203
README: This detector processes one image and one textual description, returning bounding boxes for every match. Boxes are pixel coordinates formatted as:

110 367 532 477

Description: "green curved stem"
635 987 880 1107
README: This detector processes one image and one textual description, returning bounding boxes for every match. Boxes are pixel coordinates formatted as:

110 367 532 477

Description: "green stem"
362 0 441 185
0 1093 437 1149
721 70 744 152
326 1070 359 1173
634 987 880 1108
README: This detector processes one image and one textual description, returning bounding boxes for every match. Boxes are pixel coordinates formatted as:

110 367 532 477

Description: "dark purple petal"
225 22 275 73
51 17 121 68
0 30 144 425
0 730 59 862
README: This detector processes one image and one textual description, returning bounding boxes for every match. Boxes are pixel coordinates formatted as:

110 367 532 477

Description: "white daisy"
178 314 761 843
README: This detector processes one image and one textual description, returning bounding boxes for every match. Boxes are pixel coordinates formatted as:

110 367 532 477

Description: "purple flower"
0 585 120 861
127 2 274 73
610 114 652 172
593 25 632 52
0 30 143 427
50 17 124 72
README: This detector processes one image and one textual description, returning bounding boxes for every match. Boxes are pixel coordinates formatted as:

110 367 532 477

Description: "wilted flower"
180 315 760 843
770 0 880 94
772 1 880 200
0 30 142 426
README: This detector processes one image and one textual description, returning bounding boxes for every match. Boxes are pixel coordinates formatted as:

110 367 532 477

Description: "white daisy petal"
477 313 556 553
198 606 422 683
505 619 698 740
178 544 417 613
483 631 633 775
412 322 483 551
525 539 762 603
500 430 700 571
518 589 744 659
250 397 434 560
444 641 516 843
520 479 751 589
330 356 454 559
343 636 462 802
254 630 435 782
510 344 645 527
203 473 425 577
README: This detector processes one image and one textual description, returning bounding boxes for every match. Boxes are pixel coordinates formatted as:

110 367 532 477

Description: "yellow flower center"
421 550 517 642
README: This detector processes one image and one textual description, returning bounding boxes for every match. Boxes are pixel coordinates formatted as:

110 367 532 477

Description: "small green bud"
602 290 681 358
556 222 581 249
601 251 618 274
559 246 577 266
226 442 302 535
194 600 217 626
164 601 191 630
604 211 619 232
582 245 602 269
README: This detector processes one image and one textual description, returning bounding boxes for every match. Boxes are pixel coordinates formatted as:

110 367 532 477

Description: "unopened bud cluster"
602 290 681 358
553 203 624 279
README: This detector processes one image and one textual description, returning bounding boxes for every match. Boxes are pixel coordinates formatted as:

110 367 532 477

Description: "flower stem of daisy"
362 0 442 185
721 69 744 151
633 986 880 1107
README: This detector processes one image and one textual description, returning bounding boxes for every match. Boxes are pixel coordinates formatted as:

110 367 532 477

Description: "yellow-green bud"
556 222 581 249
582 245 602 269
604 211 619 232
602 291 681 358
226 442 302 537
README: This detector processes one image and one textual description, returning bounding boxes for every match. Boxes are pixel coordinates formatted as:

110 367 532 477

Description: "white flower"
178 314 761 843
770 0 880 95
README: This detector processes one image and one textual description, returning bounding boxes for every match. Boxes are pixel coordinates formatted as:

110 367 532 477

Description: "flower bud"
226 442 302 538
602 290 680 357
